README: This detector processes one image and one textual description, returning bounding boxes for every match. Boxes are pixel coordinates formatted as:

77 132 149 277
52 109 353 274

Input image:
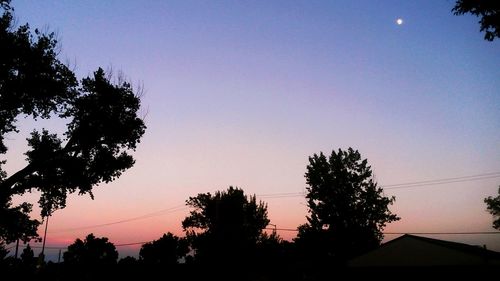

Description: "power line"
265 227 298 232
259 172 500 196
49 204 188 233
257 192 305 199
115 241 150 247
7 230 498 253
13 244 66 250
381 172 500 188
50 194 305 233
265 228 500 235
45 172 500 234
258 172 500 198
384 232 500 235
6 170 499 256
382 172 500 190
5 241 153 251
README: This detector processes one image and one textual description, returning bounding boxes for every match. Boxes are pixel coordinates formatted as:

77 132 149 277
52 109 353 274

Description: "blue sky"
6 0 500 258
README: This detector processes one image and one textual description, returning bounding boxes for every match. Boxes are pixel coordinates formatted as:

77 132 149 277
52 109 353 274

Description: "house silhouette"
348 234 500 267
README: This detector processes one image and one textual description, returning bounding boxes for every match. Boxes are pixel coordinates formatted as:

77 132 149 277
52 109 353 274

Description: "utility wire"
7 231 499 253
257 192 305 198
13 245 65 250
265 227 299 232
259 172 500 197
264 228 500 235
50 195 305 233
381 172 500 188
115 241 150 247
382 172 500 190
6 172 498 256
6 240 154 251
46 172 500 234
384 232 500 235
49 204 188 233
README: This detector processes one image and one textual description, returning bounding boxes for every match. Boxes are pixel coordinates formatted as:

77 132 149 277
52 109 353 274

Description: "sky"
4 0 500 259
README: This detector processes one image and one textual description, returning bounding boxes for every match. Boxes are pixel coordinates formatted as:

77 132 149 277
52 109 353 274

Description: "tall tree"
296 148 399 261
0 242 8 261
139 232 189 265
452 0 500 41
63 233 118 266
0 2 145 243
485 186 500 230
182 186 269 265
20 244 35 266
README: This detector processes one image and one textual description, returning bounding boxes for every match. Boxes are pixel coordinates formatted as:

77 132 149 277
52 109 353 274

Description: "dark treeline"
1 0 500 279
0 148 402 280
4 149 495 280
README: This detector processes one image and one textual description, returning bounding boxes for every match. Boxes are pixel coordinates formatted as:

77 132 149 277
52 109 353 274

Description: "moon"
396 18 403 25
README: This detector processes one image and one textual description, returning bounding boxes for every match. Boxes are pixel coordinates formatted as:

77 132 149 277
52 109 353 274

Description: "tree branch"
0 134 77 198
0 162 36 198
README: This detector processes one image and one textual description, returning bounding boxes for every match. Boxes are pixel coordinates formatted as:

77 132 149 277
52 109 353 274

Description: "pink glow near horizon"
4 0 500 258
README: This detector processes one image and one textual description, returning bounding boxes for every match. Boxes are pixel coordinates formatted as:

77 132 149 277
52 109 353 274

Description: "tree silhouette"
485 186 500 230
139 232 188 265
0 202 40 244
0 0 9 10
0 242 8 261
0 2 145 243
63 234 118 266
295 148 399 262
17 243 37 278
182 186 269 265
118 255 138 266
452 0 500 41
254 231 290 271
20 244 35 266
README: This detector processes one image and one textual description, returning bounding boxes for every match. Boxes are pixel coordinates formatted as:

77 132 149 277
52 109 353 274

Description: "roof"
348 234 500 267
382 234 500 259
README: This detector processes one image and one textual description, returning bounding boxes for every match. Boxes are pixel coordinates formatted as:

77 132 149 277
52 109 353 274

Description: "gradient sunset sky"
6 0 500 258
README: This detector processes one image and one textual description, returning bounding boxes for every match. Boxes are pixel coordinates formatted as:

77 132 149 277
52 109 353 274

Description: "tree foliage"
182 186 269 264
0 2 145 243
139 232 188 265
296 148 399 261
452 0 500 41
485 186 500 230
0 241 8 261
20 244 35 266
63 234 118 266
